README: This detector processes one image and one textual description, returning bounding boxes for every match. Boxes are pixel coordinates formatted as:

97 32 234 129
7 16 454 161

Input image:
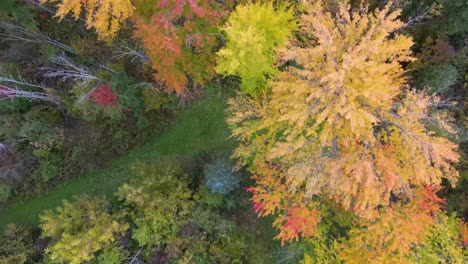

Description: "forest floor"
0 94 233 226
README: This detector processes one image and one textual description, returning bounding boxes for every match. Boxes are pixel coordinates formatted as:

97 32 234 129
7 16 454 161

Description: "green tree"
0 225 34 264
216 2 297 96
117 160 195 247
40 195 128 264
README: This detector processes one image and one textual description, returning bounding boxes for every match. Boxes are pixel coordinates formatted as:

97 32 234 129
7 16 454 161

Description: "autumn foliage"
227 0 460 250
39 0 135 40
91 84 119 107
133 0 227 96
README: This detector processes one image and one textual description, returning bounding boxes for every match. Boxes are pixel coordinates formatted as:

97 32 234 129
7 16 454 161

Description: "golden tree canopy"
40 0 134 40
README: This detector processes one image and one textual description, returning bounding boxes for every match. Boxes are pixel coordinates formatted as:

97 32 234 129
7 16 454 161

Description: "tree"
133 0 231 96
40 195 128 264
0 224 34 264
215 2 297 96
227 0 459 250
39 0 135 40
117 160 195 247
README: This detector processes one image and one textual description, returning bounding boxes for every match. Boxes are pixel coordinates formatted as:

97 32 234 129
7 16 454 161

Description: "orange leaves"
274 204 319 245
134 0 224 95
340 203 436 263
419 185 446 216
339 186 450 263
245 161 321 245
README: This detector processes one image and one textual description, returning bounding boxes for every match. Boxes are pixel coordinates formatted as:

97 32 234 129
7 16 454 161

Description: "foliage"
215 2 297 96
133 0 226 95
165 207 270 263
96 247 123 264
39 0 135 40
411 213 467 263
415 63 459 94
0 184 12 203
0 143 25 186
203 158 239 195
0 105 65 182
40 195 128 264
71 84 123 121
0 224 34 264
19 106 65 181
118 160 195 247
91 84 119 107
431 0 468 36
200 187 225 209
300 200 353 264
109 72 143 114
141 87 173 112
411 37 459 94
0 0 36 28
337 186 445 263
227 0 460 249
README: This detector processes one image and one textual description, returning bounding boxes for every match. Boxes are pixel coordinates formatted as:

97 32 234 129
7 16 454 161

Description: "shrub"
0 224 34 264
117 160 195 247
415 64 459 94
0 183 12 203
203 159 239 195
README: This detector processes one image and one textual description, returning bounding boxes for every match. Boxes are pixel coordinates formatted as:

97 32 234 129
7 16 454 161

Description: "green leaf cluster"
117 160 195 247
0 225 34 264
412 213 467 263
216 2 297 97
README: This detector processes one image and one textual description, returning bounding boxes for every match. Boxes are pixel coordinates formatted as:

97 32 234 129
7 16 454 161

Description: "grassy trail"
0 96 233 226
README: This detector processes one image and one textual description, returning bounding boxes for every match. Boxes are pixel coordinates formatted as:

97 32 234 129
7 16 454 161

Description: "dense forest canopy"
0 0 466 263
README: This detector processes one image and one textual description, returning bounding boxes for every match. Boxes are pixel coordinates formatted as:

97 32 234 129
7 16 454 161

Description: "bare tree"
0 22 75 53
40 55 104 103
113 44 149 63
0 73 59 103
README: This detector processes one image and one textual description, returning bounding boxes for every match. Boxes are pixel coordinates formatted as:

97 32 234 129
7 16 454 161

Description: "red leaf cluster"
91 84 119 107
419 185 445 216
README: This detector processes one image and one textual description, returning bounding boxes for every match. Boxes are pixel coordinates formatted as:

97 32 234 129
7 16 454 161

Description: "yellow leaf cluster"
40 196 128 264
39 0 134 40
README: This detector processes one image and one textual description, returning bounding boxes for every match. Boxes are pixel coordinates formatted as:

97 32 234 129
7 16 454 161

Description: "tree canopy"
227 0 460 250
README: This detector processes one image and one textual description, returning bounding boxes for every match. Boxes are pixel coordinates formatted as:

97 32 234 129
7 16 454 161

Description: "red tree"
91 84 119 107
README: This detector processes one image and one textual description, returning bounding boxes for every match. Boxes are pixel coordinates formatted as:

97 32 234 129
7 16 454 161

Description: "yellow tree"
227 0 460 254
40 196 128 264
39 0 134 40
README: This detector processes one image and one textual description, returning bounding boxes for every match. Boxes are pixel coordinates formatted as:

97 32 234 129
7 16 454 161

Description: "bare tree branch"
0 22 75 53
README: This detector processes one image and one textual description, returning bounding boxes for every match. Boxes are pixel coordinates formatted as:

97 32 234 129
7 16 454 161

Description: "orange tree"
227 0 461 260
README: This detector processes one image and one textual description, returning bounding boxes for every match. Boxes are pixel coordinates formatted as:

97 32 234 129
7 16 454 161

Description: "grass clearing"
0 95 233 226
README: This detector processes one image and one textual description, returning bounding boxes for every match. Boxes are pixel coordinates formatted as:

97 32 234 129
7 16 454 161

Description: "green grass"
0 95 233 227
